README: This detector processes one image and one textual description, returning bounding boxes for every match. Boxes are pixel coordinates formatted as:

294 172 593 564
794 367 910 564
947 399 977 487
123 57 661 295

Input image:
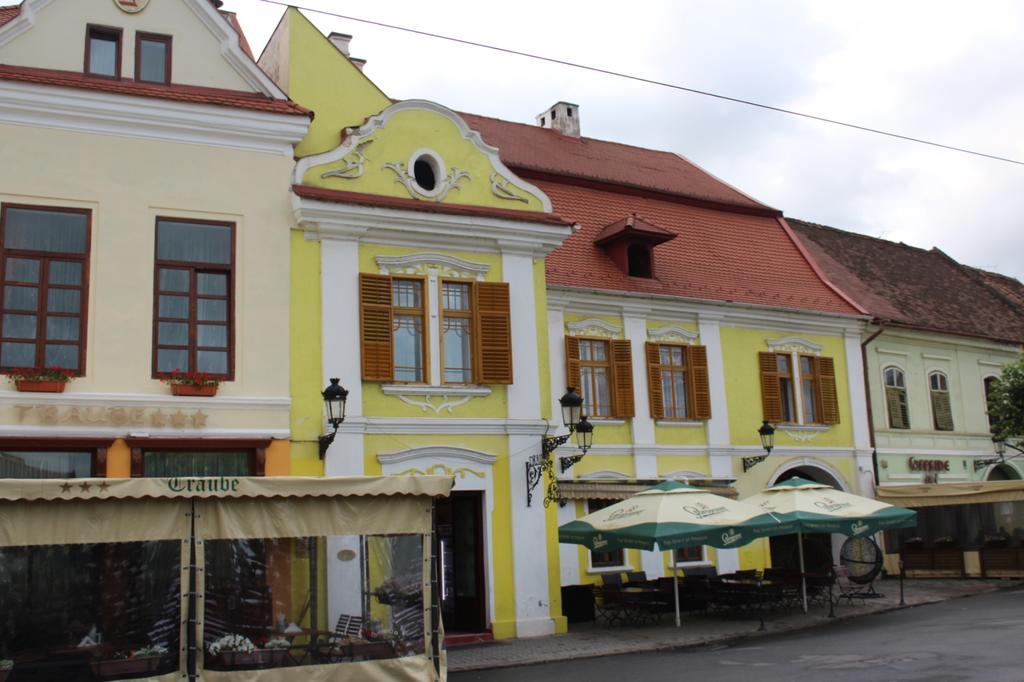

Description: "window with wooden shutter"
687 345 712 420
929 372 954 431
816 356 840 425
609 339 635 418
565 335 582 400
473 282 513 384
359 273 393 381
759 351 784 423
883 366 909 429
646 342 665 419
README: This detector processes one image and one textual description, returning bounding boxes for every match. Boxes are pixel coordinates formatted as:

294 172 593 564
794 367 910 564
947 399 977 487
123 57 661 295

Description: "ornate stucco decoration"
292 100 553 211
778 424 829 442
396 464 486 479
648 326 699 345
766 336 823 355
381 384 491 415
320 139 373 180
566 318 623 338
383 159 470 203
376 253 490 281
490 173 529 204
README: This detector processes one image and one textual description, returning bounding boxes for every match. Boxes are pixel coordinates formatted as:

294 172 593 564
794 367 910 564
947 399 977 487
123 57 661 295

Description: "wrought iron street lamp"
526 387 595 506
318 377 349 458
974 436 1023 472
743 421 776 472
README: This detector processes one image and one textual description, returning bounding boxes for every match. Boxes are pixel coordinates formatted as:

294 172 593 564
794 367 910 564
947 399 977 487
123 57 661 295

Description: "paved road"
452 587 1024 682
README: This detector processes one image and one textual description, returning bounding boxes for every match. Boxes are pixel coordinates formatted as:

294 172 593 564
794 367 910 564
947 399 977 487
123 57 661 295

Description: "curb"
449 583 1020 673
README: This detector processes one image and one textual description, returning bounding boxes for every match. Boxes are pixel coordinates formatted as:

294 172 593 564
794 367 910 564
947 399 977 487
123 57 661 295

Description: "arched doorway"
768 463 847 574
987 464 1022 481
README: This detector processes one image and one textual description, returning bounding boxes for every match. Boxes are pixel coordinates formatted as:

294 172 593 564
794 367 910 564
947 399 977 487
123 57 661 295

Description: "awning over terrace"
876 480 1024 508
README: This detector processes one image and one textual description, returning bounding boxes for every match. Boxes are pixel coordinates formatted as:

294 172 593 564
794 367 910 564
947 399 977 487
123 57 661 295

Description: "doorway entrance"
435 491 487 632
769 466 843 573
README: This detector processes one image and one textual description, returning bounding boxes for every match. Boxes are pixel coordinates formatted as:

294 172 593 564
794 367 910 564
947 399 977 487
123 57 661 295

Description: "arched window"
883 366 909 429
984 376 1000 429
627 243 652 278
929 371 954 431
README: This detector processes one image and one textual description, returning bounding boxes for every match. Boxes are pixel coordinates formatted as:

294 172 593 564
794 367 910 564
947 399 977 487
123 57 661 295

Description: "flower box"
218 648 288 667
170 383 218 397
89 656 162 678
15 379 67 393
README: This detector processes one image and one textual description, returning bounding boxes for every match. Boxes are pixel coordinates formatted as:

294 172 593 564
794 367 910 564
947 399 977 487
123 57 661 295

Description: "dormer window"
136 33 172 84
627 243 652 278
86 25 122 78
594 214 675 279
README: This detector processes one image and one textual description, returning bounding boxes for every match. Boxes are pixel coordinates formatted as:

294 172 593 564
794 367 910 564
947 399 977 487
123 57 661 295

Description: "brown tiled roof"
593 214 676 246
0 64 310 116
963 267 1024 313
0 4 18 27
460 112 773 212
789 218 1024 344
219 10 255 60
540 181 861 315
292 184 573 226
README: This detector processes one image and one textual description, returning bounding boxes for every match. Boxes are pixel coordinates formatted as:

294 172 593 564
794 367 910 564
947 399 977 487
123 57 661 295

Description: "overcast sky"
115 1 1024 280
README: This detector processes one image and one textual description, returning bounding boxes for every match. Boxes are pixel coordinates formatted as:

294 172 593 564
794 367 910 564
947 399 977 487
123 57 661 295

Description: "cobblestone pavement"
447 578 1018 673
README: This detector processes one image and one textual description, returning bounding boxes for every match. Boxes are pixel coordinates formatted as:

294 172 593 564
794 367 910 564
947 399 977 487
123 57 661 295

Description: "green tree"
988 356 1024 443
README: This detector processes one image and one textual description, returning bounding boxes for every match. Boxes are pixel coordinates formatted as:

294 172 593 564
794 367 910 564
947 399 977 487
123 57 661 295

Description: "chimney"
351 57 367 72
328 32 353 56
536 101 580 137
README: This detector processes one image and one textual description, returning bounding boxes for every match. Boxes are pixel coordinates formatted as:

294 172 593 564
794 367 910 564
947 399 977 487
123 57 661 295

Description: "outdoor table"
620 586 669 624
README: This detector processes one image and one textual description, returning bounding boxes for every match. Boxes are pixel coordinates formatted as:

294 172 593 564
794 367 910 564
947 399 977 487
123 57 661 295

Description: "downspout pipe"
861 325 885 486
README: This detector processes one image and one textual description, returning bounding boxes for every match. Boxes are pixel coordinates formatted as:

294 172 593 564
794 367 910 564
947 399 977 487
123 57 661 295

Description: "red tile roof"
0 64 310 116
0 4 18 27
460 112 773 212
540 180 862 315
594 214 676 246
292 184 574 226
219 10 254 60
789 218 1024 344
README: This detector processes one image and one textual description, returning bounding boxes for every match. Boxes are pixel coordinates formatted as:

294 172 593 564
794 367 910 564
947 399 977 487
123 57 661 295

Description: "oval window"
413 157 437 192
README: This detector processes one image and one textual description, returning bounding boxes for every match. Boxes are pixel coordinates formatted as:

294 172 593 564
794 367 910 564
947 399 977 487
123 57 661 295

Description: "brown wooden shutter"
687 345 712 420
886 386 909 429
931 391 954 431
565 336 582 394
474 282 513 384
816 356 840 425
609 339 635 418
646 342 665 419
359 273 393 381
759 352 783 423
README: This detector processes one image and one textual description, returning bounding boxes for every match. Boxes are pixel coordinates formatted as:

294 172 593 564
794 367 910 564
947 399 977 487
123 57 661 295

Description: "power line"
255 0 1024 167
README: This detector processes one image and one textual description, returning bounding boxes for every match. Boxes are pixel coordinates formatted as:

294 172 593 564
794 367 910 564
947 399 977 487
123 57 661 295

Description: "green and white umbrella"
559 480 782 626
743 477 917 611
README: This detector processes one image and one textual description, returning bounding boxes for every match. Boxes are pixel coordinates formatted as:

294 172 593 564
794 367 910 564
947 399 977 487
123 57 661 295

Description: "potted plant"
158 369 221 397
0 659 13 682
208 634 290 667
89 644 166 678
3 366 75 393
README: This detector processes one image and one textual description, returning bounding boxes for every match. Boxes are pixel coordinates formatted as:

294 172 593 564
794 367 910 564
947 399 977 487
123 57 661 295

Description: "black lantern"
744 421 776 472
322 377 349 428
758 421 776 454
574 415 594 453
318 378 349 458
994 438 1007 458
559 387 584 429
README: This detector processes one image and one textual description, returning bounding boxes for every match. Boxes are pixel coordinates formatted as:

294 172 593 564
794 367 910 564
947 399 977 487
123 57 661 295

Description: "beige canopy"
0 475 454 546
876 480 1024 508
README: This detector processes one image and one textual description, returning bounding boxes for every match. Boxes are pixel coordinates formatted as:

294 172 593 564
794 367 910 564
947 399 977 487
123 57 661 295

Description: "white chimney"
328 32 352 56
351 57 366 72
536 101 580 137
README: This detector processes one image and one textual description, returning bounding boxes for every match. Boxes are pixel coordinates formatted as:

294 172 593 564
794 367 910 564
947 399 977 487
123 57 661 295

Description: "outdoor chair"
683 565 718 579
833 566 872 605
625 570 648 584
593 583 629 626
316 614 366 663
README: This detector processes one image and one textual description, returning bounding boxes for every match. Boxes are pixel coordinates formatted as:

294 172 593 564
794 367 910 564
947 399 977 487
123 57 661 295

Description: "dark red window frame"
135 32 172 84
0 437 112 478
85 24 123 79
152 218 235 381
126 438 268 477
0 204 91 375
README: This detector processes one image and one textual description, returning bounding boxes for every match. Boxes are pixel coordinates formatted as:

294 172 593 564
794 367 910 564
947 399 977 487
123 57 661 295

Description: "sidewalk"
448 578 1018 672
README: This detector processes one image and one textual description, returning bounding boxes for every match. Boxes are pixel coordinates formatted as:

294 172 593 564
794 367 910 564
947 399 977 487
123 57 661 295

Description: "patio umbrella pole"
798 531 808 613
670 552 681 628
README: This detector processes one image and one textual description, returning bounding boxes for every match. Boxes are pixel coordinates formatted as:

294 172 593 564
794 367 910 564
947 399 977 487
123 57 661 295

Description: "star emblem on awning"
98 481 110 493
79 481 91 492
60 482 72 494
